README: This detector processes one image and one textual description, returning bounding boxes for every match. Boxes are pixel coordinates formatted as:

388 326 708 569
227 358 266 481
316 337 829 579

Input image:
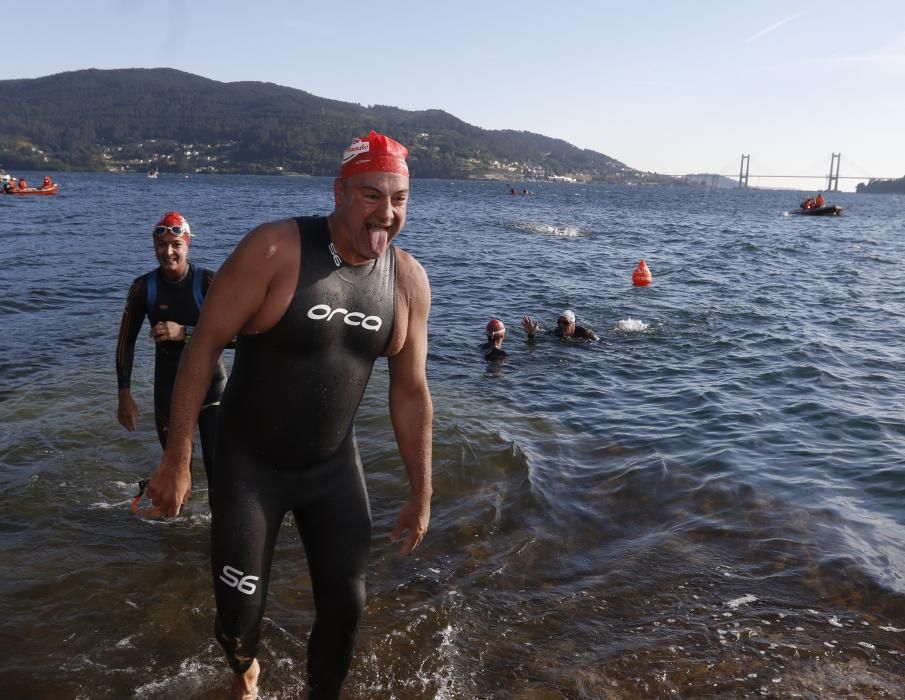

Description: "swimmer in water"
522 309 599 341
482 319 507 361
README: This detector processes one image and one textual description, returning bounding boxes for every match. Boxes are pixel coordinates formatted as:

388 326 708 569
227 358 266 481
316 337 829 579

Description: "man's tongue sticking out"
368 226 388 256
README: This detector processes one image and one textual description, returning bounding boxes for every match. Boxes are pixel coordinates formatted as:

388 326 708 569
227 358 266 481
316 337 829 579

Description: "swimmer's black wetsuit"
565 325 596 340
211 216 396 697
531 325 597 341
116 263 227 483
481 342 507 361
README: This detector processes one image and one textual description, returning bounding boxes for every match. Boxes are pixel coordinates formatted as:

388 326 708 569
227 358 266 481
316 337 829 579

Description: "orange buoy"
632 259 652 286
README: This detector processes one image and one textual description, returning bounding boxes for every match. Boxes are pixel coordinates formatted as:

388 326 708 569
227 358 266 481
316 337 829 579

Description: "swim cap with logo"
340 131 409 179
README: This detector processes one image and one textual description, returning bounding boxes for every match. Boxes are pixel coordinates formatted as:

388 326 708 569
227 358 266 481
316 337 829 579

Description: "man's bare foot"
232 659 260 700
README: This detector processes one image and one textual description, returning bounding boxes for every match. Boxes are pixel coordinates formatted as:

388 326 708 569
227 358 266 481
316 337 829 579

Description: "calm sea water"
2 173 905 699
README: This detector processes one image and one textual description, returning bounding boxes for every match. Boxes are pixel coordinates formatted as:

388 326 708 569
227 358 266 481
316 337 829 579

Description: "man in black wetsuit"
146 132 433 699
115 212 227 487
522 309 599 341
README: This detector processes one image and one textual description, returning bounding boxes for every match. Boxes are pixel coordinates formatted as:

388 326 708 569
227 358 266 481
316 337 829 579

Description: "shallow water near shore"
2 173 905 698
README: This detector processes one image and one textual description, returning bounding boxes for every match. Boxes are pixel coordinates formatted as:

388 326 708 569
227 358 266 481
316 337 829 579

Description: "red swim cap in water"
340 131 409 178
153 211 193 240
486 319 506 338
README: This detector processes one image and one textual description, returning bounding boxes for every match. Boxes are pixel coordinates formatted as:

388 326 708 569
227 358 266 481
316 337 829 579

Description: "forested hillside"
0 68 668 182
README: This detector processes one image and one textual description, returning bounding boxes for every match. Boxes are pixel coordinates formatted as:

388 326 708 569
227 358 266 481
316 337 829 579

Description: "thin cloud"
746 12 804 43
830 32 905 68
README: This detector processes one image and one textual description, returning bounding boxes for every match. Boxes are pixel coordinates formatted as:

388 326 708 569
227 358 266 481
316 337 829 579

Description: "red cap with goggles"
340 131 409 179
486 319 506 338
153 211 193 239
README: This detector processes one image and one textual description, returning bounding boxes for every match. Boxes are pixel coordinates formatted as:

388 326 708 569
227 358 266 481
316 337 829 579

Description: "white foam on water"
614 318 649 332
514 222 588 238
421 624 463 700
88 501 131 510
134 657 219 698
725 594 757 609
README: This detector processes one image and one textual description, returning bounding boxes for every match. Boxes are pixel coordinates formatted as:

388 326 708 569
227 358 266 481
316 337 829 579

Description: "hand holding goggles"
130 479 150 513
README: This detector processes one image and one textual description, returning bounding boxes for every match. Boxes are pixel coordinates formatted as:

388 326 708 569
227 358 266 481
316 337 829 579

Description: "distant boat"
2 183 59 196
788 205 843 216
148 168 159 179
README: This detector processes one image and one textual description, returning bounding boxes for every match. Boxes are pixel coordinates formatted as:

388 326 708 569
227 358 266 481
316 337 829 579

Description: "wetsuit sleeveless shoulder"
219 216 396 464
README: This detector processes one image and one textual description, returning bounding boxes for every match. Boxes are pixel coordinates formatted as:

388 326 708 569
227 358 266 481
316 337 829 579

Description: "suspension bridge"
705 153 899 190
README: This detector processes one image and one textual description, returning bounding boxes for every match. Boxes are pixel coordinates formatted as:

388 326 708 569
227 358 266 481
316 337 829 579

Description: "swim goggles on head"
153 225 189 236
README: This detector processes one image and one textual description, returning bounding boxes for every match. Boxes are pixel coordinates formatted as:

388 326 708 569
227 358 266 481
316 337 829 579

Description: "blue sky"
4 1 903 190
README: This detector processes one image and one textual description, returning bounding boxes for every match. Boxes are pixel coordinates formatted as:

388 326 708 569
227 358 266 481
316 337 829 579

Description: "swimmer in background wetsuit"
522 309 599 341
145 131 433 699
482 318 508 361
115 212 227 489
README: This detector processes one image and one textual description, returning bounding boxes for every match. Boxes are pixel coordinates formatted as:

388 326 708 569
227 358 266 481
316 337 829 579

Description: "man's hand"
150 321 186 343
117 389 138 431
391 498 431 555
144 458 192 517
522 315 539 337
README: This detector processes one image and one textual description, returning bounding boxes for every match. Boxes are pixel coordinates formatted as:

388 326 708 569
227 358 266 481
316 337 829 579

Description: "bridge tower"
827 153 841 192
738 154 750 188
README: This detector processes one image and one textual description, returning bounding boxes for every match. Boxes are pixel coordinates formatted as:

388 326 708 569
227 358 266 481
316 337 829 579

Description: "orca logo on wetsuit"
307 304 383 332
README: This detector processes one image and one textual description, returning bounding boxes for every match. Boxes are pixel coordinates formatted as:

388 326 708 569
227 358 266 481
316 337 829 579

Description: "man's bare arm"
388 253 433 553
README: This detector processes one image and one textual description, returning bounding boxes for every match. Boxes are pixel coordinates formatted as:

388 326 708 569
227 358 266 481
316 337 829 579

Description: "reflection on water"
1 175 905 697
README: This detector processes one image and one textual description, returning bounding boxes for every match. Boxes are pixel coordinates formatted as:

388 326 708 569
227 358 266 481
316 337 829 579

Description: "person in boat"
483 318 508 360
522 309 599 341
42 175 53 189
115 211 228 495
17 177 28 190
2 177 14 194
814 192 825 207
144 130 433 699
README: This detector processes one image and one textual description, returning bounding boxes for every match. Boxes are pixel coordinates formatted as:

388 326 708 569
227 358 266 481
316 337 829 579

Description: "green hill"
0 68 670 182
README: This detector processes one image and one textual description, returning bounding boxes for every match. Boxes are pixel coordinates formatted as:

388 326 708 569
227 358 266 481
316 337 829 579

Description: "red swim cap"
153 211 192 240
486 319 506 338
340 131 409 178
